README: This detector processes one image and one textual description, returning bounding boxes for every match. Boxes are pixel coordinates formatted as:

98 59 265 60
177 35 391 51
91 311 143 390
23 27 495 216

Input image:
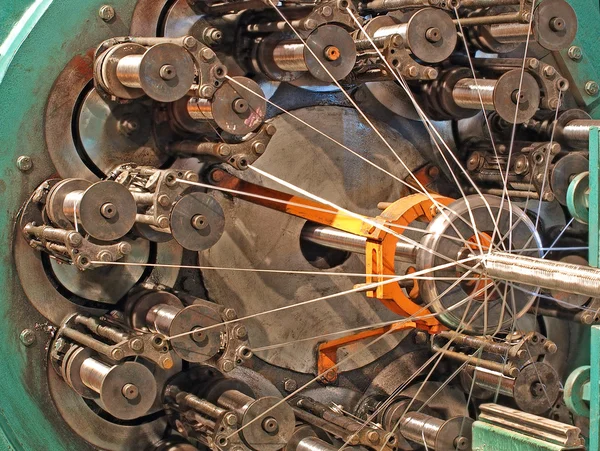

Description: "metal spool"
452 70 540 124
418 195 542 333
217 391 295 451
100 42 195 102
147 302 224 363
372 8 457 63
272 25 357 82
400 413 473 450
170 192 225 252
46 179 137 241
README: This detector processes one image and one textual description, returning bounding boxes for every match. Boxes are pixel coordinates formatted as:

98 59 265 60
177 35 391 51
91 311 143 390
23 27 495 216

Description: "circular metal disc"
567 171 590 224
78 90 167 174
550 152 589 205
405 8 457 63
514 362 560 415
50 237 150 304
241 397 295 451
211 76 267 135
435 416 474 451
170 192 225 251
200 106 422 373
304 24 357 82
98 361 158 420
170 304 224 362
63 346 97 399
534 0 577 51
78 180 137 241
138 43 195 102
418 195 543 333
494 70 540 124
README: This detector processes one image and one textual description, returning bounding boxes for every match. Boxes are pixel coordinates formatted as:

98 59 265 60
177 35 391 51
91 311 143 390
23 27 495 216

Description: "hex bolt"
98 5 115 21
284 378 297 393
158 194 171 207
218 144 232 156
407 66 418 77
367 430 380 443
161 356 174 369
200 47 216 62
543 66 555 78
130 338 144 352
20 329 35 347
544 341 558 353
253 142 266 154
157 216 170 229
118 242 132 255
122 383 139 400
200 84 215 98
568 46 582 61
111 348 125 360
183 36 197 49
528 59 539 69
223 308 237 320
235 325 248 339
222 360 235 372
322 5 333 16
224 412 238 426
98 251 113 262
266 124 277 136
585 81 599 96
67 232 83 248
16 156 33 172
426 68 438 80
304 18 317 30
159 65 177 80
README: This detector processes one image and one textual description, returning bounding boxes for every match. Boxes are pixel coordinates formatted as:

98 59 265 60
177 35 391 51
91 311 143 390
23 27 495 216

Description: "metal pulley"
95 41 196 102
365 8 457 63
45 178 137 241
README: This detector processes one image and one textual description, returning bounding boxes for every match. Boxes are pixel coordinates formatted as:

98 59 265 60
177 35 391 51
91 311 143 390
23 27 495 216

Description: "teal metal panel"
472 421 582 451
589 128 600 267
0 0 136 448
590 326 600 451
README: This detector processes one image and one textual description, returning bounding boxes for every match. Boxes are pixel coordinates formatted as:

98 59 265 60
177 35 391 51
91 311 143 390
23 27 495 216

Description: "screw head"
235 325 248 339
111 348 125 360
16 156 32 172
304 18 317 30
130 338 144 352
200 47 216 62
98 5 115 21
223 308 237 320
183 36 197 49
157 215 170 229
284 379 297 392
67 232 83 247
118 242 132 255
585 81 599 96
222 360 235 372
200 84 215 98
367 430 380 443
161 356 174 369
253 142 266 154
225 412 238 426
218 144 231 157
568 46 582 61
20 329 35 346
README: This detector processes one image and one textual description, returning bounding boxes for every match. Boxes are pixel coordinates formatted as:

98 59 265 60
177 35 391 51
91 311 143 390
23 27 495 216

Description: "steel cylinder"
146 303 182 336
563 119 600 146
116 54 144 88
217 389 255 414
479 251 600 299
372 23 409 40
79 357 113 394
469 367 515 397
452 78 497 110
400 412 445 449
272 41 308 72
187 98 215 121
488 22 531 43
296 437 339 451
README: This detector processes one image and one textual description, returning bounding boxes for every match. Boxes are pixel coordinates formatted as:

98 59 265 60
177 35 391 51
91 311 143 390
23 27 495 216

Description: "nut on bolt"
20 329 35 346
16 155 33 172
98 5 115 21
568 46 582 61
585 81 599 96
130 338 144 352
218 144 231 157
111 348 125 360
284 378 297 392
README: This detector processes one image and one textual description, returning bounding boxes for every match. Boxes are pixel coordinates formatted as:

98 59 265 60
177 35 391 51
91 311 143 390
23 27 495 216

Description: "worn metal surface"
201 106 423 374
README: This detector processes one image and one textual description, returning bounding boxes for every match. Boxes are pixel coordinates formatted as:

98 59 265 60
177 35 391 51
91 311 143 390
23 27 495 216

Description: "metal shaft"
489 22 532 43
301 224 417 262
272 41 308 72
296 437 341 451
479 251 600 300
452 78 496 110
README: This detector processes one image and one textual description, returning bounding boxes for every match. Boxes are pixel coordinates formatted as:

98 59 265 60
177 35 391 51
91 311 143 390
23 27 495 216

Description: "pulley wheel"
170 192 225 251
404 8 457 64
240 397 295 451
304 24 357 82
169 304 224 363
211 77 266 135
494 70 540 124
534 0 577 51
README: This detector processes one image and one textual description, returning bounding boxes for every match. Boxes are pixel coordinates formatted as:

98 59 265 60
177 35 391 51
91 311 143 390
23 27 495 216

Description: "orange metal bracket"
317 321 418 382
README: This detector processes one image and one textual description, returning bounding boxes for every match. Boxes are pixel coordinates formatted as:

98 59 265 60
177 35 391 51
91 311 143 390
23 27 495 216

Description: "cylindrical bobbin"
400 412 473 450
272 42 309 72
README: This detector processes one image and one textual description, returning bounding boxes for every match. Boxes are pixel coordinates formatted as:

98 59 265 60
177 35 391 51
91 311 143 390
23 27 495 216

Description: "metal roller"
399 412 473 450
97 42 195 102
45 178 137 241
